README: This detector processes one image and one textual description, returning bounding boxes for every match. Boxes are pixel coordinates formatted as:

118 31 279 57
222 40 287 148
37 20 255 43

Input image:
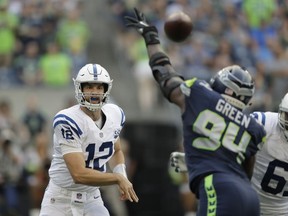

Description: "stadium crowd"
1 0 288 216
0 0 89 215
0 0 88 88
110 0 287 113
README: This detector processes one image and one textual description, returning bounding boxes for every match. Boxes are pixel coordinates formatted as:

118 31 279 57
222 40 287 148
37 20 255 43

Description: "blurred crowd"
0 0 89 89
110 0 288 113
0 95 52 216
0 0 89 215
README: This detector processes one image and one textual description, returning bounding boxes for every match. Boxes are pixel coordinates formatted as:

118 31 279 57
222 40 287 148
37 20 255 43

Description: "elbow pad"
149 52 184 100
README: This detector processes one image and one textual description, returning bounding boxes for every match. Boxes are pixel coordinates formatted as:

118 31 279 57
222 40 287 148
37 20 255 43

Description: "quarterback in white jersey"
250 93 288 215
40 64 138 216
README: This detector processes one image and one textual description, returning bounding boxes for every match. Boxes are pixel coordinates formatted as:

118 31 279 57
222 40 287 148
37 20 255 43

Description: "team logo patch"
99 132 103 138
114 129 120 138
77 193 82 199
50 198 55 203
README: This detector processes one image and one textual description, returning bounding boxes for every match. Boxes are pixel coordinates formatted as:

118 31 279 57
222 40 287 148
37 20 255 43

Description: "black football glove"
124 8 160 46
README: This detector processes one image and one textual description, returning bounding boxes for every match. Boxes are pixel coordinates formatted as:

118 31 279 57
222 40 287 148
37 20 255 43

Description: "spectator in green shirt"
39 41 72 86
0 0 19 67
243 0 276 28
56 7 89 76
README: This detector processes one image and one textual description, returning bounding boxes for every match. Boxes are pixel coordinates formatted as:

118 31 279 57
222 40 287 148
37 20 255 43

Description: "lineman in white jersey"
169 93 288 215
250 93 288 215
40 64 138 216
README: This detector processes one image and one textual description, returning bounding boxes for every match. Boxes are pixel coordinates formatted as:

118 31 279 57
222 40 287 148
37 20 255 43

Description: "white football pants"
39 180 110 216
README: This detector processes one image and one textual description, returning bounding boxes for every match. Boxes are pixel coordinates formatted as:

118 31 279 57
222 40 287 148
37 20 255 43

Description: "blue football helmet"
210 65 255 110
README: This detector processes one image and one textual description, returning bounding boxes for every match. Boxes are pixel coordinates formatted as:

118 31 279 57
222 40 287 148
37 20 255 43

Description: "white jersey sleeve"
251 111 288 215
48 104 125 192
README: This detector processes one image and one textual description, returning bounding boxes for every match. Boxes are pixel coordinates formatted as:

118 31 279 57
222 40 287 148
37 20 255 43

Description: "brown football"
164 11 193 42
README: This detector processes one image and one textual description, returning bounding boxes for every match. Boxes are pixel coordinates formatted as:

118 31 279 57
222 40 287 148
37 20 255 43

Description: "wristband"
113 164 127 179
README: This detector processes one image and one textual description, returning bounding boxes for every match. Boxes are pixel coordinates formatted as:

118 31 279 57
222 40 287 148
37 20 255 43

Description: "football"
164 11 193 43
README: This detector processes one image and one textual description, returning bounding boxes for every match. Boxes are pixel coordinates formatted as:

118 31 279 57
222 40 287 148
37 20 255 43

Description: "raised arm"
125 8 185 112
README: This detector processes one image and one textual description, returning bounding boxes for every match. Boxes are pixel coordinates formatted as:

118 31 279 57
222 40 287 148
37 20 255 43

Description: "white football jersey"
251 111 288 215
48 103 125 192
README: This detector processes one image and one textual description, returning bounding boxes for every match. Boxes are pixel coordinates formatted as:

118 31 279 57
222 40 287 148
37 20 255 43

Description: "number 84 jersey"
49 103 125 192
251 111 288 215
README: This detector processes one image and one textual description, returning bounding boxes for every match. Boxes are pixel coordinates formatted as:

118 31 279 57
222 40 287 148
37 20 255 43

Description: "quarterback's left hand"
170 151 188 173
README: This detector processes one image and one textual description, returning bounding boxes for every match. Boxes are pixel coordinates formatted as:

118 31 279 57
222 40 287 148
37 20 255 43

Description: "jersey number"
192 110 251 163
85 142 113 172
61 127 74 140
261 159 288 196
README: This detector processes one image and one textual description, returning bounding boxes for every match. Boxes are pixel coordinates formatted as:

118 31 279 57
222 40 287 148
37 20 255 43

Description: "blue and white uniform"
41 103 125 216
251 111 288 216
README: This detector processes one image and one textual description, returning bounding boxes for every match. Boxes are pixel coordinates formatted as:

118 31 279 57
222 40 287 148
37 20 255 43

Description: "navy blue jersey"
180 78 266 194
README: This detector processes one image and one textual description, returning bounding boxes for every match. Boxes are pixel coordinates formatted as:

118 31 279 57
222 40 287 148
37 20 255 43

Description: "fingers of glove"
175 167 181 173
171 155 180 164
170 152 177 160
124 8 145 24
170 151 181 158
172 162 187 173
171 161 181 172
124 16 139 25
124 19 147 32
173 153 186 164
124 17 148 29
170 156 178 166
172 156 180 164
170 160 178 168
134 8 145 22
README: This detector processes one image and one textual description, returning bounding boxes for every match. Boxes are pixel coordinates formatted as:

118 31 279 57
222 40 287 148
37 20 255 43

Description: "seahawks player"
171 94 288 215
125 8 266 216
250 93 288 215
40 64 138 216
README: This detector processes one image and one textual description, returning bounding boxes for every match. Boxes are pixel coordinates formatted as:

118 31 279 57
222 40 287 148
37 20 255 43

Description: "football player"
170 94 288 216
39 64 138 216
171 93 288 215
125 8 266 216
250 93 288 215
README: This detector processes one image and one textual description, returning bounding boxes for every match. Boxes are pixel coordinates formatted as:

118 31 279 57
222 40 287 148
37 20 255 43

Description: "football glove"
124 8 160 46
170 151 188 173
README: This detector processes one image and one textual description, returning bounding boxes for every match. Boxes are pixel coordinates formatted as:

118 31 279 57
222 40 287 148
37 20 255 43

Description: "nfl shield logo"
76 193 82 199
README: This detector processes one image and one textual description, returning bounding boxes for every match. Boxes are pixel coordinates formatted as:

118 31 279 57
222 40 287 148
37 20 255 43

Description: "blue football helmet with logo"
210 65 255 110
